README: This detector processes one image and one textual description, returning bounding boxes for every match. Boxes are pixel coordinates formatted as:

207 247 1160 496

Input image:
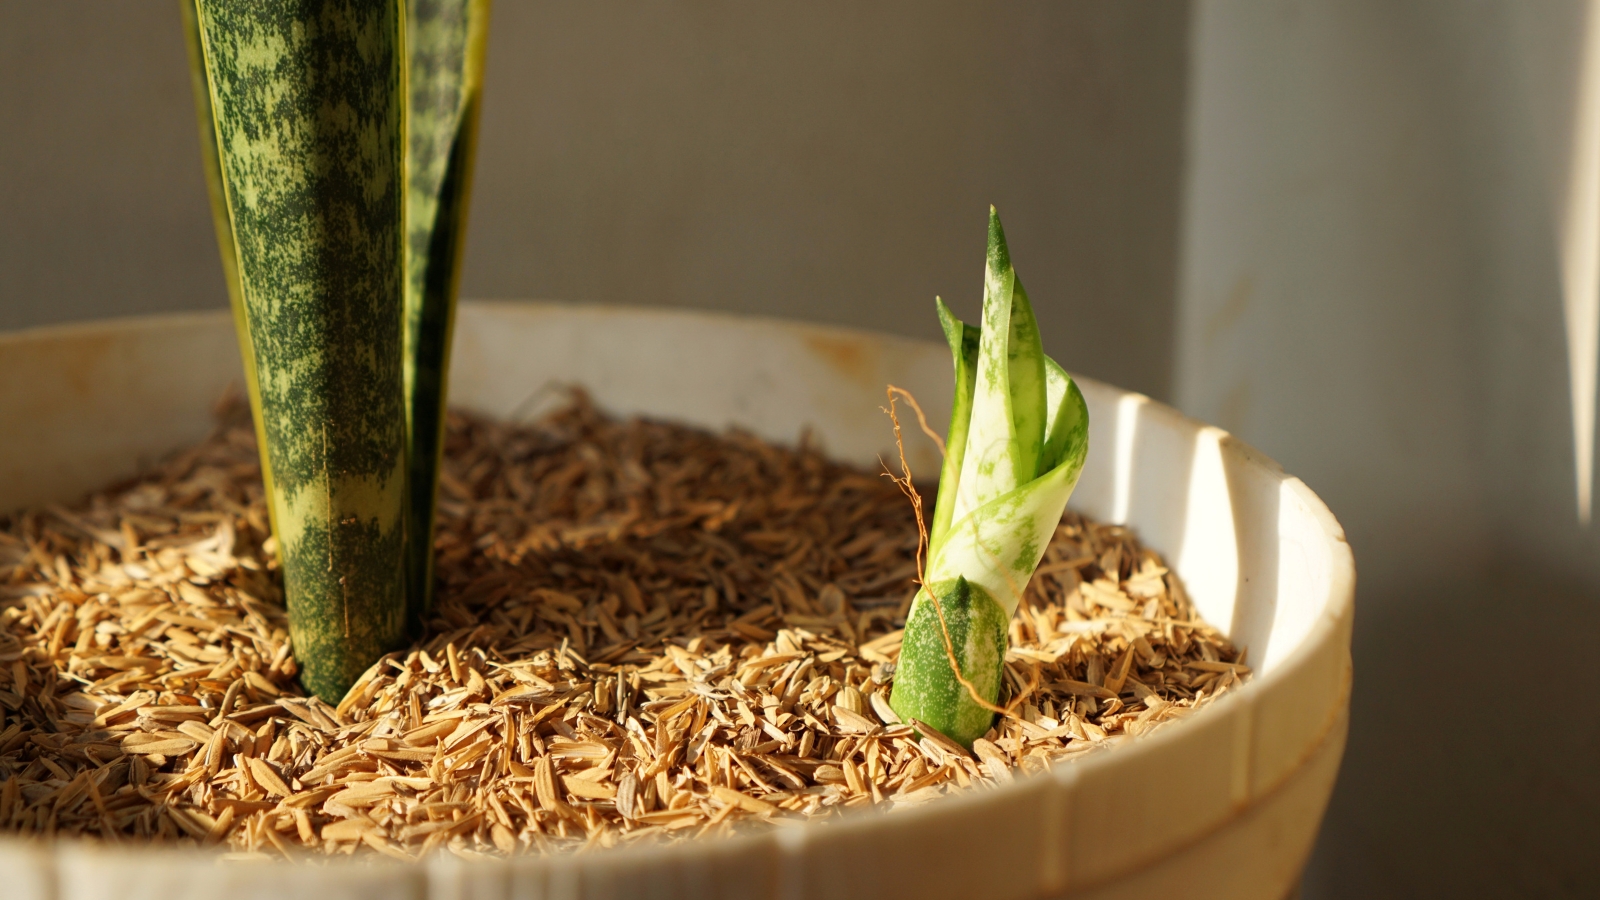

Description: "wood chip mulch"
0 391 1245 861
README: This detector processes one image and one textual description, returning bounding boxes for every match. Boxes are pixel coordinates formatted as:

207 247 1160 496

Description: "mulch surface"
0 392 1243 859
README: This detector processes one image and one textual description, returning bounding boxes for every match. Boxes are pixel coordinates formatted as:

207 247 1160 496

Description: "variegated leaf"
928 296 979 549
403 0 491 622
180 0 278 540
926 428 1086 616
194 0 409 700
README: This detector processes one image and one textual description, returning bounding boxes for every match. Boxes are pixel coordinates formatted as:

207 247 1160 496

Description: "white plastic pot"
0 301 1353 900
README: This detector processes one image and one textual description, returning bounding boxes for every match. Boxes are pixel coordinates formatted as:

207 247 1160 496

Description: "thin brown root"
880 389 928 591
886 384 945 456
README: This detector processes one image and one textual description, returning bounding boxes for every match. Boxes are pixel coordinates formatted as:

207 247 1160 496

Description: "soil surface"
0 393 1244 859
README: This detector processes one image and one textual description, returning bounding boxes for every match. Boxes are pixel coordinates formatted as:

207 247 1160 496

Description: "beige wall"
0 1 1189 401
1179 2 1600 897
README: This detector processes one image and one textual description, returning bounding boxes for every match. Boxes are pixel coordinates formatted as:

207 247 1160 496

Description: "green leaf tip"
1040 357 1089 476
933 296 980 367
987 204 1010 276
934 296 960 349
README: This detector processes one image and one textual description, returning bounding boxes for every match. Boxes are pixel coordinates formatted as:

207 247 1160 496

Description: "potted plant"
0 3 1354 897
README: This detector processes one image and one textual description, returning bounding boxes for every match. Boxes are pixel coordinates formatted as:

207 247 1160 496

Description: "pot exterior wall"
0 303 1354 900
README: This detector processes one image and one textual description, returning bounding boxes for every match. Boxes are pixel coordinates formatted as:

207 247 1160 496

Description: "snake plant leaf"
928 297 979 552
179 0 278 542
403 0 491 625
900 365 1086 746
194 0 409 701
891 208 1090 746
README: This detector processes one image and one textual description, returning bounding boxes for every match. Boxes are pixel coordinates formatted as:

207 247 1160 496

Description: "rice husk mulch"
0 391 1246 860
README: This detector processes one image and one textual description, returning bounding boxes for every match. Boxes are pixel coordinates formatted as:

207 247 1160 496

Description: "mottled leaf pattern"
950 209 1048 526
894 578 1009 748
194 0 409 701
926 449 1085 613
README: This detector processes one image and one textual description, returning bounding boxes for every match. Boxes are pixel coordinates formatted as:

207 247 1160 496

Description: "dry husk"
0 392 1244 860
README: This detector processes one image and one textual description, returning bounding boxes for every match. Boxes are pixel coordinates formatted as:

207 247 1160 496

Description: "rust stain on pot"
0 334 115 424
57 334 117 400
803 333 880 389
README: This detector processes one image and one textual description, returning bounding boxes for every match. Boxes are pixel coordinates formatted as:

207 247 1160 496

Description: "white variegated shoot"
889 208 1089 747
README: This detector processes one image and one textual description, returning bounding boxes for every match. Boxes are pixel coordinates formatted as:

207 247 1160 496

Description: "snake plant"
889 208 1090 747
185 0 488 700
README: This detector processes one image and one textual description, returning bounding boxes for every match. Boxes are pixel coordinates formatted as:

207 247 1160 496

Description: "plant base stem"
890 577 1008 747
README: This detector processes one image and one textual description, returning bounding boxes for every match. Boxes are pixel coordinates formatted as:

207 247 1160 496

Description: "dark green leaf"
402 0 491 624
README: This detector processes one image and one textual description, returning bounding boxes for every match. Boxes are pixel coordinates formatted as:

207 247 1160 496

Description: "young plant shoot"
186 0 488 701
889 208 1090 747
